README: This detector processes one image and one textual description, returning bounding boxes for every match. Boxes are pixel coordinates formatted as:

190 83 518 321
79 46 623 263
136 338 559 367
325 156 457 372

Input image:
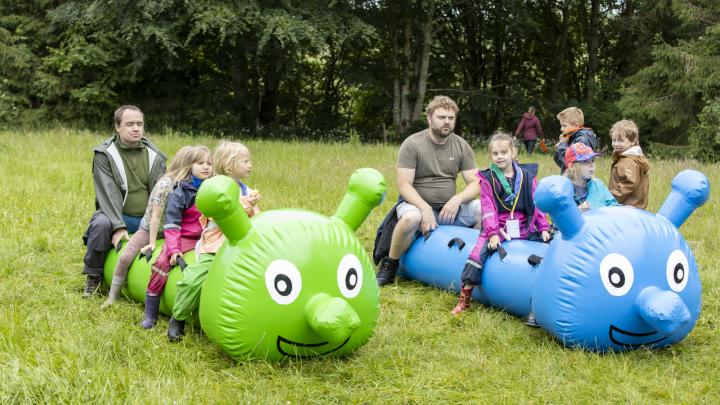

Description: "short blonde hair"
488 131 518 160
610 119 639 145
556 107 584 126
164 145 211 183
213 141 250 176
426 96 459 117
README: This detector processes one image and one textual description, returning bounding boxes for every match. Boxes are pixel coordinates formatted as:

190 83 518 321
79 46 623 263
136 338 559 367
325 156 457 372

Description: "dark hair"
114 105 143 126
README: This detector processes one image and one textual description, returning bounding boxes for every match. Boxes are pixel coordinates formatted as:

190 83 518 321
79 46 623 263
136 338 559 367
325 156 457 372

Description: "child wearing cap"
609 119 650 209
554 107 599 174
564 143 617 212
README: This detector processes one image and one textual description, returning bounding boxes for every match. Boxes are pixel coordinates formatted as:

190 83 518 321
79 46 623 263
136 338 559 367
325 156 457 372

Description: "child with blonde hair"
451 133 551 316
564 143 618 212
167 141 260 340
140 145 213 329
554 107 598 173
102 146 205 308
609 119 650 209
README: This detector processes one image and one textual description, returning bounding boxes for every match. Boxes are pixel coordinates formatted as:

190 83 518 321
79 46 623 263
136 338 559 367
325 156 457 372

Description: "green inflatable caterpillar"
104 168 386 361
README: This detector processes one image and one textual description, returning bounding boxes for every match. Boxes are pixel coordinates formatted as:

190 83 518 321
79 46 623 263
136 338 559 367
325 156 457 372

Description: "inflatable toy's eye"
265 259 302 305
600 253 634 296
337 254 363 299
666 250 690 292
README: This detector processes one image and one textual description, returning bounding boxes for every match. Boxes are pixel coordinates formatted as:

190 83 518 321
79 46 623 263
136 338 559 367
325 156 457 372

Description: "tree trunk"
411 0 435 122
551 3 570 102
392 0 435 136
586 0 600 104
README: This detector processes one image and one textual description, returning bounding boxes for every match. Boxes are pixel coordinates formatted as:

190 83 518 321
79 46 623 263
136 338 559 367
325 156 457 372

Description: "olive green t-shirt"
116 139 150 216
396 129 477 205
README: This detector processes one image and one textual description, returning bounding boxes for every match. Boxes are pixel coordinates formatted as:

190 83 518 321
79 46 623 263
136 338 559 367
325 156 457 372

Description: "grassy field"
0 129 718 403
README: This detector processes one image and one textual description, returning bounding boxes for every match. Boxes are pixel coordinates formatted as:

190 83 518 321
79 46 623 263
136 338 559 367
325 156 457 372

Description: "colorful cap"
564 142 600 168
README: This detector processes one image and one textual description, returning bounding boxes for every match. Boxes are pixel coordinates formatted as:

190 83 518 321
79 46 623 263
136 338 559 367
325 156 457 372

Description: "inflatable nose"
636 286 691 334
305 293 360 344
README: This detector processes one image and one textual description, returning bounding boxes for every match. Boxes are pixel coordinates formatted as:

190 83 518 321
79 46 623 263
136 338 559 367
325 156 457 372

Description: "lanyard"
491 169 523 218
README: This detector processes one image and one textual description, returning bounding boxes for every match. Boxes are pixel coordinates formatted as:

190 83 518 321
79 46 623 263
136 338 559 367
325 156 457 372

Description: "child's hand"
248 190 261 205
170 252 182 266
578 201 591 212
488 235 500 249
141 243 155 256
541 230 551 242
559 133 571 143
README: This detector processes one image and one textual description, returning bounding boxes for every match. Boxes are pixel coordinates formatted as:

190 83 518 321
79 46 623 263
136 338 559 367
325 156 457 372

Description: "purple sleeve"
515 119 524 136
478 173 500 238
163 188 185 254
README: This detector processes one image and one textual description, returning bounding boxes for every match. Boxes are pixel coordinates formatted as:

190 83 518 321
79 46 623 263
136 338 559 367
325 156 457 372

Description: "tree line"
1 0 718 159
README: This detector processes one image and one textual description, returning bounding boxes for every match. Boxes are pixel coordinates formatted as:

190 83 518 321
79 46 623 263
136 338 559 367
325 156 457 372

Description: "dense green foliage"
0 1 718 157
1 131 719 402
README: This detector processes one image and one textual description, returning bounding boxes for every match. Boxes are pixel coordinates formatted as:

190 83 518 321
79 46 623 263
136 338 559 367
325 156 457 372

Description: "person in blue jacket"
564 143 617 212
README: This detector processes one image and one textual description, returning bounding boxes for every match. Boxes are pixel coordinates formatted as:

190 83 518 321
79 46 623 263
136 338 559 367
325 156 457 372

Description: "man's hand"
111 228 129 249
438 196 461 224
541 230 551 242
170 252 182 266
488 234 500 250
420 207 438 235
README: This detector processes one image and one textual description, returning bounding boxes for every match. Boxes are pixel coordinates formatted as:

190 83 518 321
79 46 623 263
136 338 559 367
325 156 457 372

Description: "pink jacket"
477 169 550 240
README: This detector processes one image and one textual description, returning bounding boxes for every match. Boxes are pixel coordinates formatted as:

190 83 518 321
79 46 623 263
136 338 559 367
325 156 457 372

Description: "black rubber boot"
376 257 399 286
140 294 161 329
82 275 103 298
167 317 186 342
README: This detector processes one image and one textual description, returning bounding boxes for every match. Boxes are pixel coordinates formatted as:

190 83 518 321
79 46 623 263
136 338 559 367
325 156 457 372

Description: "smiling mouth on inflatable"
276 336 351 358
609 325 668 349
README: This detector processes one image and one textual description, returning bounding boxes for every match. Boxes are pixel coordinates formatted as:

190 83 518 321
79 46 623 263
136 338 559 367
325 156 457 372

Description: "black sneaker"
82 275 102 298
376 257 399 286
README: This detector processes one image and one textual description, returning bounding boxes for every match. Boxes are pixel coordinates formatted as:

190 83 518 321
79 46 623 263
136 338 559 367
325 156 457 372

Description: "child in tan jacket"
609 119 650 209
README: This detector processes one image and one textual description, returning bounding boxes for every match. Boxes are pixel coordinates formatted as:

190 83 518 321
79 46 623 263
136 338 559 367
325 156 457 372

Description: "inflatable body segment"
401 170 709 352
103 242 194 316
399 226 548 317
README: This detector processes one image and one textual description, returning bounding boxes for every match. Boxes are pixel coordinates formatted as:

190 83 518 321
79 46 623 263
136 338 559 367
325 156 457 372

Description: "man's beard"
431 127 452 137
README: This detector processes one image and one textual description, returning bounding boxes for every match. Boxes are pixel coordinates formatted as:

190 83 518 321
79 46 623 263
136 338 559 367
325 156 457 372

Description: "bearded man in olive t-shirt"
376 96 482 286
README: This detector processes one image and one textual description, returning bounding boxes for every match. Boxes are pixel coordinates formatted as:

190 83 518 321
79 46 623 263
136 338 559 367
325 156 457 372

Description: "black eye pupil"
609 267 625 288
345 268 358 290
674 263 685 284
274 274 292 296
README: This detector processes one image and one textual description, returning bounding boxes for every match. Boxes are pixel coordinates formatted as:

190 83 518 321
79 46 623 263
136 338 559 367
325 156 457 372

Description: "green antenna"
333 168 386 231
196 175 251 244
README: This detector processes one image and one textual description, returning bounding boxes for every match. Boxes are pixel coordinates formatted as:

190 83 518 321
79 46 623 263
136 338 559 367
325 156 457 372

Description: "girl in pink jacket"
451 133 551 316
140 145 212 329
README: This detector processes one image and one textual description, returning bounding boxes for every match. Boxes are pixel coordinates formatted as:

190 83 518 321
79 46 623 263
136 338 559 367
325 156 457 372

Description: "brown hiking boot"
82 275 102 298
451 286 474 316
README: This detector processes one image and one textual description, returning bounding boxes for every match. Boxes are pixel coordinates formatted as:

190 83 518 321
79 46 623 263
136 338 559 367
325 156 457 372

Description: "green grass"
0 129 718 403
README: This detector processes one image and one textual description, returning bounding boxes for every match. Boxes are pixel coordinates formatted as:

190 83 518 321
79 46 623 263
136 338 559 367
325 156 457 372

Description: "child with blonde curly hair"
167 141 261 340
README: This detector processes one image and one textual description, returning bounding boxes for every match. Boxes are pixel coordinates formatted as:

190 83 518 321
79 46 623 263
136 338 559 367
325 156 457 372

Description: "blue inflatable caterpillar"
400 170 709 352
